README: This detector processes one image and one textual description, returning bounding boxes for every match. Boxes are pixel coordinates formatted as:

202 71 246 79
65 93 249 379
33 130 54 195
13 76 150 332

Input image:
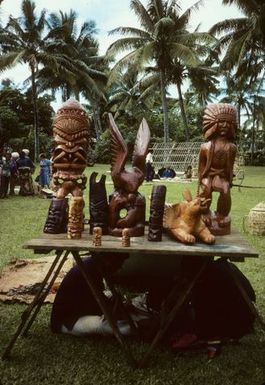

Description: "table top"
23 228 258 260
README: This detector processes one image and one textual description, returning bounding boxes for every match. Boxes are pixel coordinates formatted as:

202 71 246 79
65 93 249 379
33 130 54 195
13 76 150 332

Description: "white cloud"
0 0 242 85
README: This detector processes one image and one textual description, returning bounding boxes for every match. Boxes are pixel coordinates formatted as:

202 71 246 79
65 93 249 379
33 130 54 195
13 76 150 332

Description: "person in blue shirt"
39 153 52 188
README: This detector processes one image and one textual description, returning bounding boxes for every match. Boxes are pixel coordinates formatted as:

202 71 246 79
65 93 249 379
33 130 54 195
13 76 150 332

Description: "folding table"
2 228 262 368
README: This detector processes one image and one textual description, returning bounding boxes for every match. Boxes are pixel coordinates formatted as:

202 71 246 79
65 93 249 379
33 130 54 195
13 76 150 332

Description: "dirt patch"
0 255 74 304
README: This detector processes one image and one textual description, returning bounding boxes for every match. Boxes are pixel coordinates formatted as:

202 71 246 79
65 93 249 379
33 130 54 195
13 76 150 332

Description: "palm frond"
130 0 154 33
0 50 26 71
177 0 204 29
170 43 199 66
209 17 248 35
108 26 150 39
107 36 148 57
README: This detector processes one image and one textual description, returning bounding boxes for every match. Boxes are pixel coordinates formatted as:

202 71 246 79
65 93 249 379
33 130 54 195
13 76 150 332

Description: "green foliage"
93 130 111 163
0 85 54 152
0 165 265 384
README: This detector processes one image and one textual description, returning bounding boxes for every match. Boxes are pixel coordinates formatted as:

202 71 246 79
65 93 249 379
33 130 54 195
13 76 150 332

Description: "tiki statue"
198 103 237 235
108 113 150 237
148 185 167 242
44 99 89 237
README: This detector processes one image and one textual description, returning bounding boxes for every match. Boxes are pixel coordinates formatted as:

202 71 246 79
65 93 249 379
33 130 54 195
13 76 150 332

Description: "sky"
0 0 243 107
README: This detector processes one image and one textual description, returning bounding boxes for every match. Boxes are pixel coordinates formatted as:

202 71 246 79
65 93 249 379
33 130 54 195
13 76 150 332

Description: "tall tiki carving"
198 103 237 235
108 113 150 237
44 99 89 237
148 185 167 241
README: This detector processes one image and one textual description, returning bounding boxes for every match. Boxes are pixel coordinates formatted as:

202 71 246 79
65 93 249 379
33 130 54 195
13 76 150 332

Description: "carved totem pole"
198 103 237 235
108 113 150 237
44 99 89 238
148 185 167 241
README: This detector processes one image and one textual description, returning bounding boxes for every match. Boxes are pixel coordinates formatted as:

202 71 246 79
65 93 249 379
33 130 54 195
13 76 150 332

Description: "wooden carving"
89 172 109 235
163 189 215 244
67 196 85 239
43 198 69 234
198 103 237 235
92 226 102 246
44 99 89 235
122 228 130 247
108 113 150 237
148 185 167 241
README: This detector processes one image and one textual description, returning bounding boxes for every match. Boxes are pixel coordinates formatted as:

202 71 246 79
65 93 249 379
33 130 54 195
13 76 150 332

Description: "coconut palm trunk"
176 80 189 141
160 69 169 143
30 62 40 162
92 103 103 139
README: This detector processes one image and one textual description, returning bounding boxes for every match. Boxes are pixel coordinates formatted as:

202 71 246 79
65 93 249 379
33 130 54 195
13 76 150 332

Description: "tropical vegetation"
0 0 264 164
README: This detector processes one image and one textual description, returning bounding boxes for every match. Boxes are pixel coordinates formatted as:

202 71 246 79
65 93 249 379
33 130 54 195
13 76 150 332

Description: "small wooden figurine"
198 103 237 235
92 226 102 246
122 228 130 247
67 196 85 239
163 189 215 244
44 99 89 236
108 113 150 237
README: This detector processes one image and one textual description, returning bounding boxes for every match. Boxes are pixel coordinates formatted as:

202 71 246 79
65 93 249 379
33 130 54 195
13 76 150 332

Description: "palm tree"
107 0 214 142
0 0 51 160
40 10 107 102
187 66 219 106
41 9 108 138
209 0 265 77
107 63 157 120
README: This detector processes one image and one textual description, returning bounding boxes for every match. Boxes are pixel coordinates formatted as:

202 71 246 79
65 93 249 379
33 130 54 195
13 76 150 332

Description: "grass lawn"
0 165 265 385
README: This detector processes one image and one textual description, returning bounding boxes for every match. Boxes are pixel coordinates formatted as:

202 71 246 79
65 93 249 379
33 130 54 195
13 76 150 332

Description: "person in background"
161 166 176 179
16 151 35 195
9 152 19 195
22 148 30 158
145 149 154 182
39 153 52 188
184 165 192 180
0 152 12 198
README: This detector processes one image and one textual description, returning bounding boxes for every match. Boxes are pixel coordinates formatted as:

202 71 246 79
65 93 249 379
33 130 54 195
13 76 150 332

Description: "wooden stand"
2 228 263 367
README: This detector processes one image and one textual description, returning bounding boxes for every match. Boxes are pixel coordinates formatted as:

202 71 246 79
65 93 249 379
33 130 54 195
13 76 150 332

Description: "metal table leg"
138 258 209 368
2 250 68 360
72 251 137 368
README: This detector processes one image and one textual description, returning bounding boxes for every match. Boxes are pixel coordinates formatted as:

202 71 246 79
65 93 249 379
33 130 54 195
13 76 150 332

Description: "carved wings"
109 113 128 176
132 118 150 172
108 113 150 175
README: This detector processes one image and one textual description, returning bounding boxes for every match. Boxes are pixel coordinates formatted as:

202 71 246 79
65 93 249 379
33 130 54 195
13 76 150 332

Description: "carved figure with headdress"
198 103 237 235
108 113 150 237
44 99 89 237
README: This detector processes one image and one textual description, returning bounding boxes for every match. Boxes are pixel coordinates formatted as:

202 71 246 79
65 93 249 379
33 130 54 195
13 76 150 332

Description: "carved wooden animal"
163 189 215 244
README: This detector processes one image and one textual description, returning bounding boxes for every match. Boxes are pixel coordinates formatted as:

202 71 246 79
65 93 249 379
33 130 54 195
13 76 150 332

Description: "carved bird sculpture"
109 113 150 193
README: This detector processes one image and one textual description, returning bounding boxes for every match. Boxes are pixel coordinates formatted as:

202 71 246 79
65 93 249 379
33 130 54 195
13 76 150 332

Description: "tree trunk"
92 102 103 139
176 80 189 141
159 69 169 143
31 65 39 163
237 104 242 147
251 97 256 165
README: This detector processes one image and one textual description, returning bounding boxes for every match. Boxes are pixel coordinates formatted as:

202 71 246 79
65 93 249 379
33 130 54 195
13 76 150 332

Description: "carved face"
52 101 90 173
217 118 235 138
188 197 210 214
